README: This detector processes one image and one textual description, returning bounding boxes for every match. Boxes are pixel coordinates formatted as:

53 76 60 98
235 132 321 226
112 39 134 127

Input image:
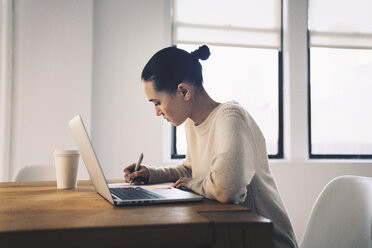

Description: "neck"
190 87 220 126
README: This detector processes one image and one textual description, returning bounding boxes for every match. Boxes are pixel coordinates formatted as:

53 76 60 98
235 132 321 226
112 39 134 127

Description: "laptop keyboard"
110 187 164 200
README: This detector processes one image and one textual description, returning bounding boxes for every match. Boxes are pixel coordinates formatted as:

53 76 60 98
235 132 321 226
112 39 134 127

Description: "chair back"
13 165 56 182
301 175 372 248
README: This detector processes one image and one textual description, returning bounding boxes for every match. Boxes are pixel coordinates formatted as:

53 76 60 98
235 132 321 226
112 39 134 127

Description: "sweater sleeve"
146 150 192 184
187 109 257 204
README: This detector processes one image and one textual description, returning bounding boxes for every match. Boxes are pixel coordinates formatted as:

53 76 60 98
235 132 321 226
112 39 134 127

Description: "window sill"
269 159 372 166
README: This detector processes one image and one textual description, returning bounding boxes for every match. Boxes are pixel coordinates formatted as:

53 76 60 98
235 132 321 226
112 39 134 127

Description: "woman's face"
142 80 191 126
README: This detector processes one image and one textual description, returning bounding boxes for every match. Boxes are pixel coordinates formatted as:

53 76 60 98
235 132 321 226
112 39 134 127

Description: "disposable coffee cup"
54 150 80 189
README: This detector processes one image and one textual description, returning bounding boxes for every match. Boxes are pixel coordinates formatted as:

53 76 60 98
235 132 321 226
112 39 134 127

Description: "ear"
177 83 192 101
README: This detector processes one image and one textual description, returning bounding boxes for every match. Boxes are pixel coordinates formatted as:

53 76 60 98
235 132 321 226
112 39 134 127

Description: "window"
172 0 283 159
308 0 372 158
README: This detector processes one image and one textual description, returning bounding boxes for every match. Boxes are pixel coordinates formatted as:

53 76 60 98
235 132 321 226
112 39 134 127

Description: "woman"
124 45 298 248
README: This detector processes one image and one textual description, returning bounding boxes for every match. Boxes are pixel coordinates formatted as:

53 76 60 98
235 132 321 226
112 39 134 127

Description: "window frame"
169 0 372 161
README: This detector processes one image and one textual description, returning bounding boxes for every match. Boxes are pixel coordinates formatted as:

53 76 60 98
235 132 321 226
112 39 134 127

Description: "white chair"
12 165 56 182
301 175 372 248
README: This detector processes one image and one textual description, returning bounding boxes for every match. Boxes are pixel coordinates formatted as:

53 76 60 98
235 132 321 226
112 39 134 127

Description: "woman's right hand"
123 163 150 184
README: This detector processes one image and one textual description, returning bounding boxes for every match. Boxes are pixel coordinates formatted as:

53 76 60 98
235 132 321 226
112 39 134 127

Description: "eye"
154 101 160 106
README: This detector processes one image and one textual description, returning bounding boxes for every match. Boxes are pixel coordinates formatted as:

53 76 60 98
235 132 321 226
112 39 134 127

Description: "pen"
130 153 144 184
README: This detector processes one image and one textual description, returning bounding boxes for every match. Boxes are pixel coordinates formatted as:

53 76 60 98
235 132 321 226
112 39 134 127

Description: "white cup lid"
54 150 80 156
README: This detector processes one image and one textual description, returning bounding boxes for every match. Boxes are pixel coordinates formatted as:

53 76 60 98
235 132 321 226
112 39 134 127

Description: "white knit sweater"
147 101 298 248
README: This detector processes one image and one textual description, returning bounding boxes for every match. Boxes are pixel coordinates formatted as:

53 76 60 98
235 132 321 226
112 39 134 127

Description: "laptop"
69 115 203 206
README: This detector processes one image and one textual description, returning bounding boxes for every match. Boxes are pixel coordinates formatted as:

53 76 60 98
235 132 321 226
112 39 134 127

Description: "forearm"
187 158 254 204
147 164 192 184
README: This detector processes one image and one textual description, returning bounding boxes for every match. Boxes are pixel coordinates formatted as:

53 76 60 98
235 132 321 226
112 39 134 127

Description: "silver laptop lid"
69 115 114 205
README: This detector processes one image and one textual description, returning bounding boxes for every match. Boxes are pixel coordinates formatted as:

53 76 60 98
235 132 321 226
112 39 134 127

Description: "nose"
155 106 162 116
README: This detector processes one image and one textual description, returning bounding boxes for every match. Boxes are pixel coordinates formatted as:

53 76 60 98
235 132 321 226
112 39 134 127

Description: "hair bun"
191 45 211 61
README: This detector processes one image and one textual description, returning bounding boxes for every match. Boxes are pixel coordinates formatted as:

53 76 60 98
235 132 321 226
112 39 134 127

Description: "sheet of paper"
143 184 172 189
108 182 172 189
108 183 131 188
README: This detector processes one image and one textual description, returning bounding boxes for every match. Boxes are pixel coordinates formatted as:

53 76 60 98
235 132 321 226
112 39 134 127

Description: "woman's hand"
123 163 150 185
172 177 193 189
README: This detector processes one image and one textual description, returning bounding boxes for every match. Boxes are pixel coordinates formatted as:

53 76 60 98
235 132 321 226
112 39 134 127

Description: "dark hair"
141 45 211 93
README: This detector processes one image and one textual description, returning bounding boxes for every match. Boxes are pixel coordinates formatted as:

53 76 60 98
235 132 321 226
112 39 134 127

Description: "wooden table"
0 181 272 248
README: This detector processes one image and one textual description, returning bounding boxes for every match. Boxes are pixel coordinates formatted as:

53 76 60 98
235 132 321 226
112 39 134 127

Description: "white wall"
10 0 93 179
9 0 171 181
91 0 171 179
4 0 372 244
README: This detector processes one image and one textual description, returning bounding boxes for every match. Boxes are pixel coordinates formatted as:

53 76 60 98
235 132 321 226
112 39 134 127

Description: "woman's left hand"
172 177 193 189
